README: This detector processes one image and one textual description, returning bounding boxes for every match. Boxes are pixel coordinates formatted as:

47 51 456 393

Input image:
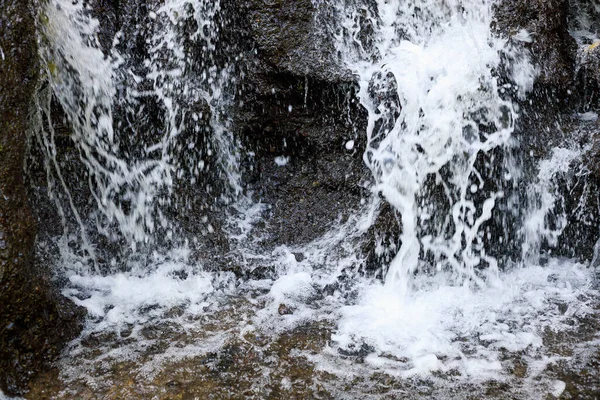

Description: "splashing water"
29 0 246 361
334 0 539 295
293 0 600 385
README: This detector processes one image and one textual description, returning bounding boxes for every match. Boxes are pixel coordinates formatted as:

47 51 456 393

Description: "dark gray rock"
236 0 349 82
494 0 577 96
230 0 370 247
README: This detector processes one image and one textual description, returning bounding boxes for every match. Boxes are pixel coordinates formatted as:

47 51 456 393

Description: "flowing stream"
18 0 600 397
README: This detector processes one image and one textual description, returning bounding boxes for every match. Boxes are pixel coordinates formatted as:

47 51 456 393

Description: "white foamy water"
63 251 218 331
0 391 21 400
336 0 537 293
332 260 595 377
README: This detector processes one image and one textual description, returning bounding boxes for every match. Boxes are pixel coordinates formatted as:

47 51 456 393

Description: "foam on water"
332 259 595 378
63 251 218 331
0 391 21 400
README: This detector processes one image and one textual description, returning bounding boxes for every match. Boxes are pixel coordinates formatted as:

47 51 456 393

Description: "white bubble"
275 156 290 166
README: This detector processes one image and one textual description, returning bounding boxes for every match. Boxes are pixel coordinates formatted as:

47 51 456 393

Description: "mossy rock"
0 0 85 395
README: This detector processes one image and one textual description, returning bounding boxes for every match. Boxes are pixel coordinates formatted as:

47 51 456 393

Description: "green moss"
47 60 58 77
39 11 49 27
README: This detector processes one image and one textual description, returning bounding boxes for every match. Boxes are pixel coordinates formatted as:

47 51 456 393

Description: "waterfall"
318 0 597 384
35 0 241 263
20 0 600 396
332 0 538 295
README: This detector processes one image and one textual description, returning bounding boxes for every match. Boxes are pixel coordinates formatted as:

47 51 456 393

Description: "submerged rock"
0 0 84 395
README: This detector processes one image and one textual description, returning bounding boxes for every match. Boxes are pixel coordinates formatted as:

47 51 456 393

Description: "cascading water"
30 0 242 345
36 0 241 259
15 0 600 397
334 0 537 293
311 0 599 388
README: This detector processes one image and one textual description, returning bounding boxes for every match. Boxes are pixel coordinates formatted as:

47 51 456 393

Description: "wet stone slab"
24 293 600 400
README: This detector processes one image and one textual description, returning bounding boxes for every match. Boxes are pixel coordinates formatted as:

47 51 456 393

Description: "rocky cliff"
0 0 83 395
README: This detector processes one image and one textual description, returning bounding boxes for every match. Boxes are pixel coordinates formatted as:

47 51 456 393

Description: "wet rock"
337 342 375 362
533 1 600 262
492 0 578 163
362 201 401 277
494 0 577 96
230 0 370 247
26 0 375 276
576 43 600 110
277 303 294 315
0 1 84 395
235 0 347 82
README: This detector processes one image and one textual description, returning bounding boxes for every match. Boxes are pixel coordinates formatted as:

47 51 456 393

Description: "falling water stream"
337 0 535 294
13 0 600 398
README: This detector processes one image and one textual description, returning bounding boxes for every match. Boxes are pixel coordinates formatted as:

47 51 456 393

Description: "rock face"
494 0 577 96
23 0 600 322
0 1 84 395
7 0 600 393
231 0 370 248
493 0 600 261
